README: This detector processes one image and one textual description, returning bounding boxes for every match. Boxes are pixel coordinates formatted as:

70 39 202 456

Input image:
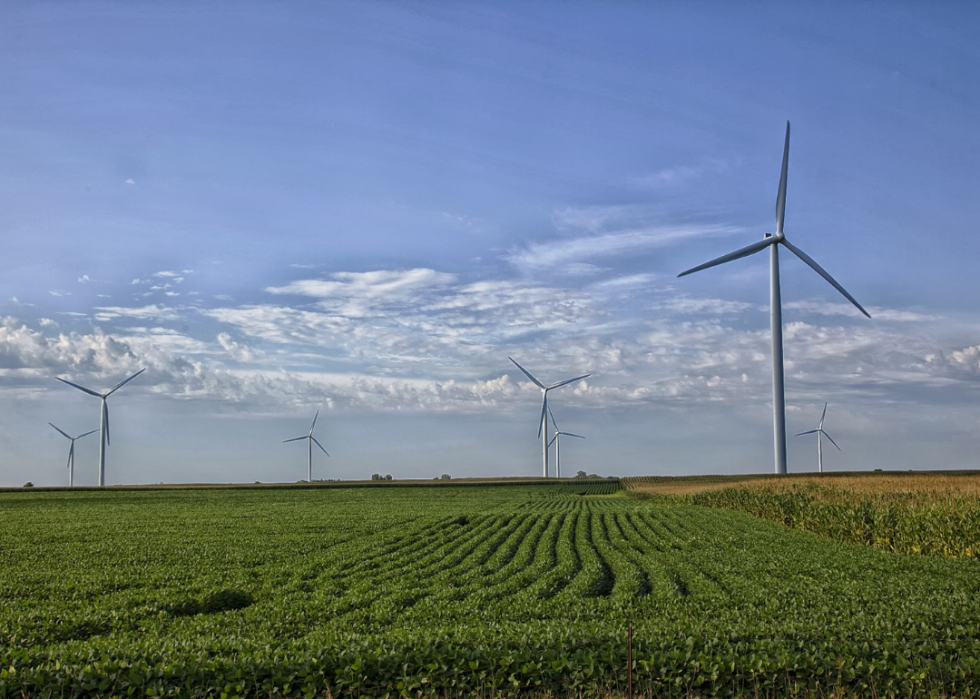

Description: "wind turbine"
547 406 584 479
508 357 590 478
678 122 869 475
56 369 146 486
49 423 97 487
795 402 840 473
283 409 329 482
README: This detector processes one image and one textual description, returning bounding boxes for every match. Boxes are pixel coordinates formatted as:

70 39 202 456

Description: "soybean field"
2 482 980 697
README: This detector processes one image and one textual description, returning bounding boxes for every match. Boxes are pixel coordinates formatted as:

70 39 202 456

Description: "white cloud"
78 275 90 284
217 333 262 363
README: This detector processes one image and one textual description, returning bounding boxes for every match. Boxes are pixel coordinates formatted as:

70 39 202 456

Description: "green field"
2 481 980 697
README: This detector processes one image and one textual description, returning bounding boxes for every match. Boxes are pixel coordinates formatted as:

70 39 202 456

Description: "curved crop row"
558 503 613 598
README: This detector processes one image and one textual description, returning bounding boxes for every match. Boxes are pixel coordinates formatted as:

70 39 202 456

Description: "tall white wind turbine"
49 423 97 487
678 122 869 475
56 369 146 486
283 409 329 482
547 406 584 479
795 402 840 473
508 357 590 478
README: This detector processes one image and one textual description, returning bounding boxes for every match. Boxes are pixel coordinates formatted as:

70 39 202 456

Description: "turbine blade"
823 431 842 451
508 357 545 389
312 437 330 457
776 121 790 235
563 432 586 439
547 405 559 431
537 394 548 439
549 373 591 390
819 402 828 429
78 429 99 439
67 443 73 470
780 238 871 318
106 368 146 396
56 377 102 398
548 435 557 448
309 409 319 435
677 237 776 277
49 422 72 440
795 429 818 436
103 401 110 446
283 436 307 443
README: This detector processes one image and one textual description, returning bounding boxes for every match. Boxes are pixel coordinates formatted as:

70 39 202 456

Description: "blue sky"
2 2 979 486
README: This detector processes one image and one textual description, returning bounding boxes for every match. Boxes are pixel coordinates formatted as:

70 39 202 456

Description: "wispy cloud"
268 269 455 300
93 305 181 322
506 224 740 273
266 268 457 318
629 158 728 190
649 295 758 315
784 300 934 322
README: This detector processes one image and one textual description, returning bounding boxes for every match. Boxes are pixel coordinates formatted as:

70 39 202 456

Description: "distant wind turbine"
795 402 840 473
678 122 869 475
56 369 146 486
508 357 590 478
49 423 97 487
283 410 329 482
547 406 584 479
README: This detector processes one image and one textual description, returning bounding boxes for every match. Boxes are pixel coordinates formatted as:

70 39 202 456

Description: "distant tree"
440 474 451 480
575 471 587 479
384 474 393 481
371 474 382 481
23 481 33 488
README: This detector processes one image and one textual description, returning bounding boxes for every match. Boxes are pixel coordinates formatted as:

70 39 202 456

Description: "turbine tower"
283 409 329 482
56 369 146 486
678 122 869 475
795 402 840 473
49 423 97 487
547 406 584 479
508 357 590 478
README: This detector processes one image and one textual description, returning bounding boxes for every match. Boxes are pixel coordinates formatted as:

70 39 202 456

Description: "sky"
1 1 979 486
